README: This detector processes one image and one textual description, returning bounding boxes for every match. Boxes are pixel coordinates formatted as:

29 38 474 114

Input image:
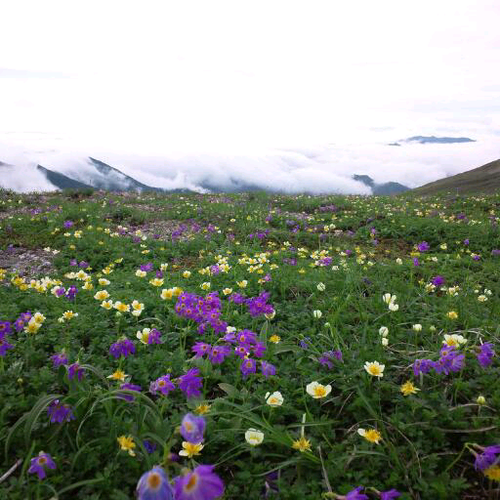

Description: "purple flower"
119 383 142 402
252 342 267 358
417 241 430 252
345 486 369 500
109 339 136 358
318 350 343 369
380 489 401 500
180 413 206 443
431 275 445 287
413 358 434 377
474 445 500 470
136 467 174 500
413 257 420 267
47 400 75 424
68 362 85 382
178 368 203 399
147 329 163 345
66 286 78 301
150 375 176 396
0 321 12 336
70 259 77 266
463 239 469 245
140 262 154 272
63 220 74 228
240 358 257 378
143 440 157 454
208 346 231 365
50 352 68 368
28 452 56 480
173 465 224 500
78 261 89 268
260 360 276 378
0 336 14 356
477 343 495 368
192 342 211 358
246 292 275 317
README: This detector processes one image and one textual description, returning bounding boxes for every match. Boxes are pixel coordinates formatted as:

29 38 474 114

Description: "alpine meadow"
0 187 499 499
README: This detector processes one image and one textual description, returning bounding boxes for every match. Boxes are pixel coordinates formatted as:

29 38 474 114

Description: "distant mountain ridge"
388 136 476 147
352 174 410 195
412 159 500 195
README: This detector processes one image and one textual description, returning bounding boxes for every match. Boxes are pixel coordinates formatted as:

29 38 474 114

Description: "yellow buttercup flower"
292 436 312 452
117 435 136 456
179 441 204 458
107 369 127 381
400 381 420 396
358 428 382 444
269 334 281 344
484 465 500 481
446 311 458 320
194 403 211 415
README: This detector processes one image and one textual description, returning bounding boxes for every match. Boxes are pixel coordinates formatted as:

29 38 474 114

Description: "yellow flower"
200 282 211 291
292 436 312 452
306 381 332 399
33 312 46 324
131 300 144 317
160 288 174 300
101 300 113 310
446 311 458 320
484 465 500 481
364 361 385 378
222 288 233 295
94 290 110 301
98 278 111 286
25 319 41 334
107 369 127 381
194 403 211 415
149 278 164 287
63 311 78 321
183 271 192 278
179 441 204 458
136 328 151 344
117 435 136 456
358 428 382 444
400 381 420 396
237 280 247 288
269 334 281 344
114 301 130 313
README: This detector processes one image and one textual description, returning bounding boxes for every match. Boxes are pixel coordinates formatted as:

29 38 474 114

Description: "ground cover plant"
0 188 499 499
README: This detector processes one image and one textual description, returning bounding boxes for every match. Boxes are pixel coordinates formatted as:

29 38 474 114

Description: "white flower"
317 282 326 292
388 302 399 312
265 391 284 407
443 334 467 348
306 381 332 399
378 326 389 337
312 310 323 319
412 324 422 332
395 258 403 265
364 361 385 377
382 293 397 305
245 429 264 446
381 337 389 346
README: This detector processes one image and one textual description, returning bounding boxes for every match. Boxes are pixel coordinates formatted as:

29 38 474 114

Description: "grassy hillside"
413 159 500 195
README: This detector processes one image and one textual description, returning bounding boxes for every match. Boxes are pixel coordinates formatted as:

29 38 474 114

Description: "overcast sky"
1 0 499 192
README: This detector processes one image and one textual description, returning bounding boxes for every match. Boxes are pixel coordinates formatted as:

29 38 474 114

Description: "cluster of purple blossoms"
248 229 270 240
136 464 224 500
69 259 89 268
192 342 232 365
66 285 78 301
13 311 32 332
413 345 465 376
340 486 401 500
150 369 204 399
28 452 57 480
474 444 500 471
140 262 154 272
109 338 136 358
318 349 343 369
175 292 228 334
246 292 275 317
47 400 75 424
477 343 495 368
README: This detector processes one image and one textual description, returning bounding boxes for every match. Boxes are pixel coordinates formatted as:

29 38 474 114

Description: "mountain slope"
353 174 410 195
37 165 93 190
412 159 500 195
